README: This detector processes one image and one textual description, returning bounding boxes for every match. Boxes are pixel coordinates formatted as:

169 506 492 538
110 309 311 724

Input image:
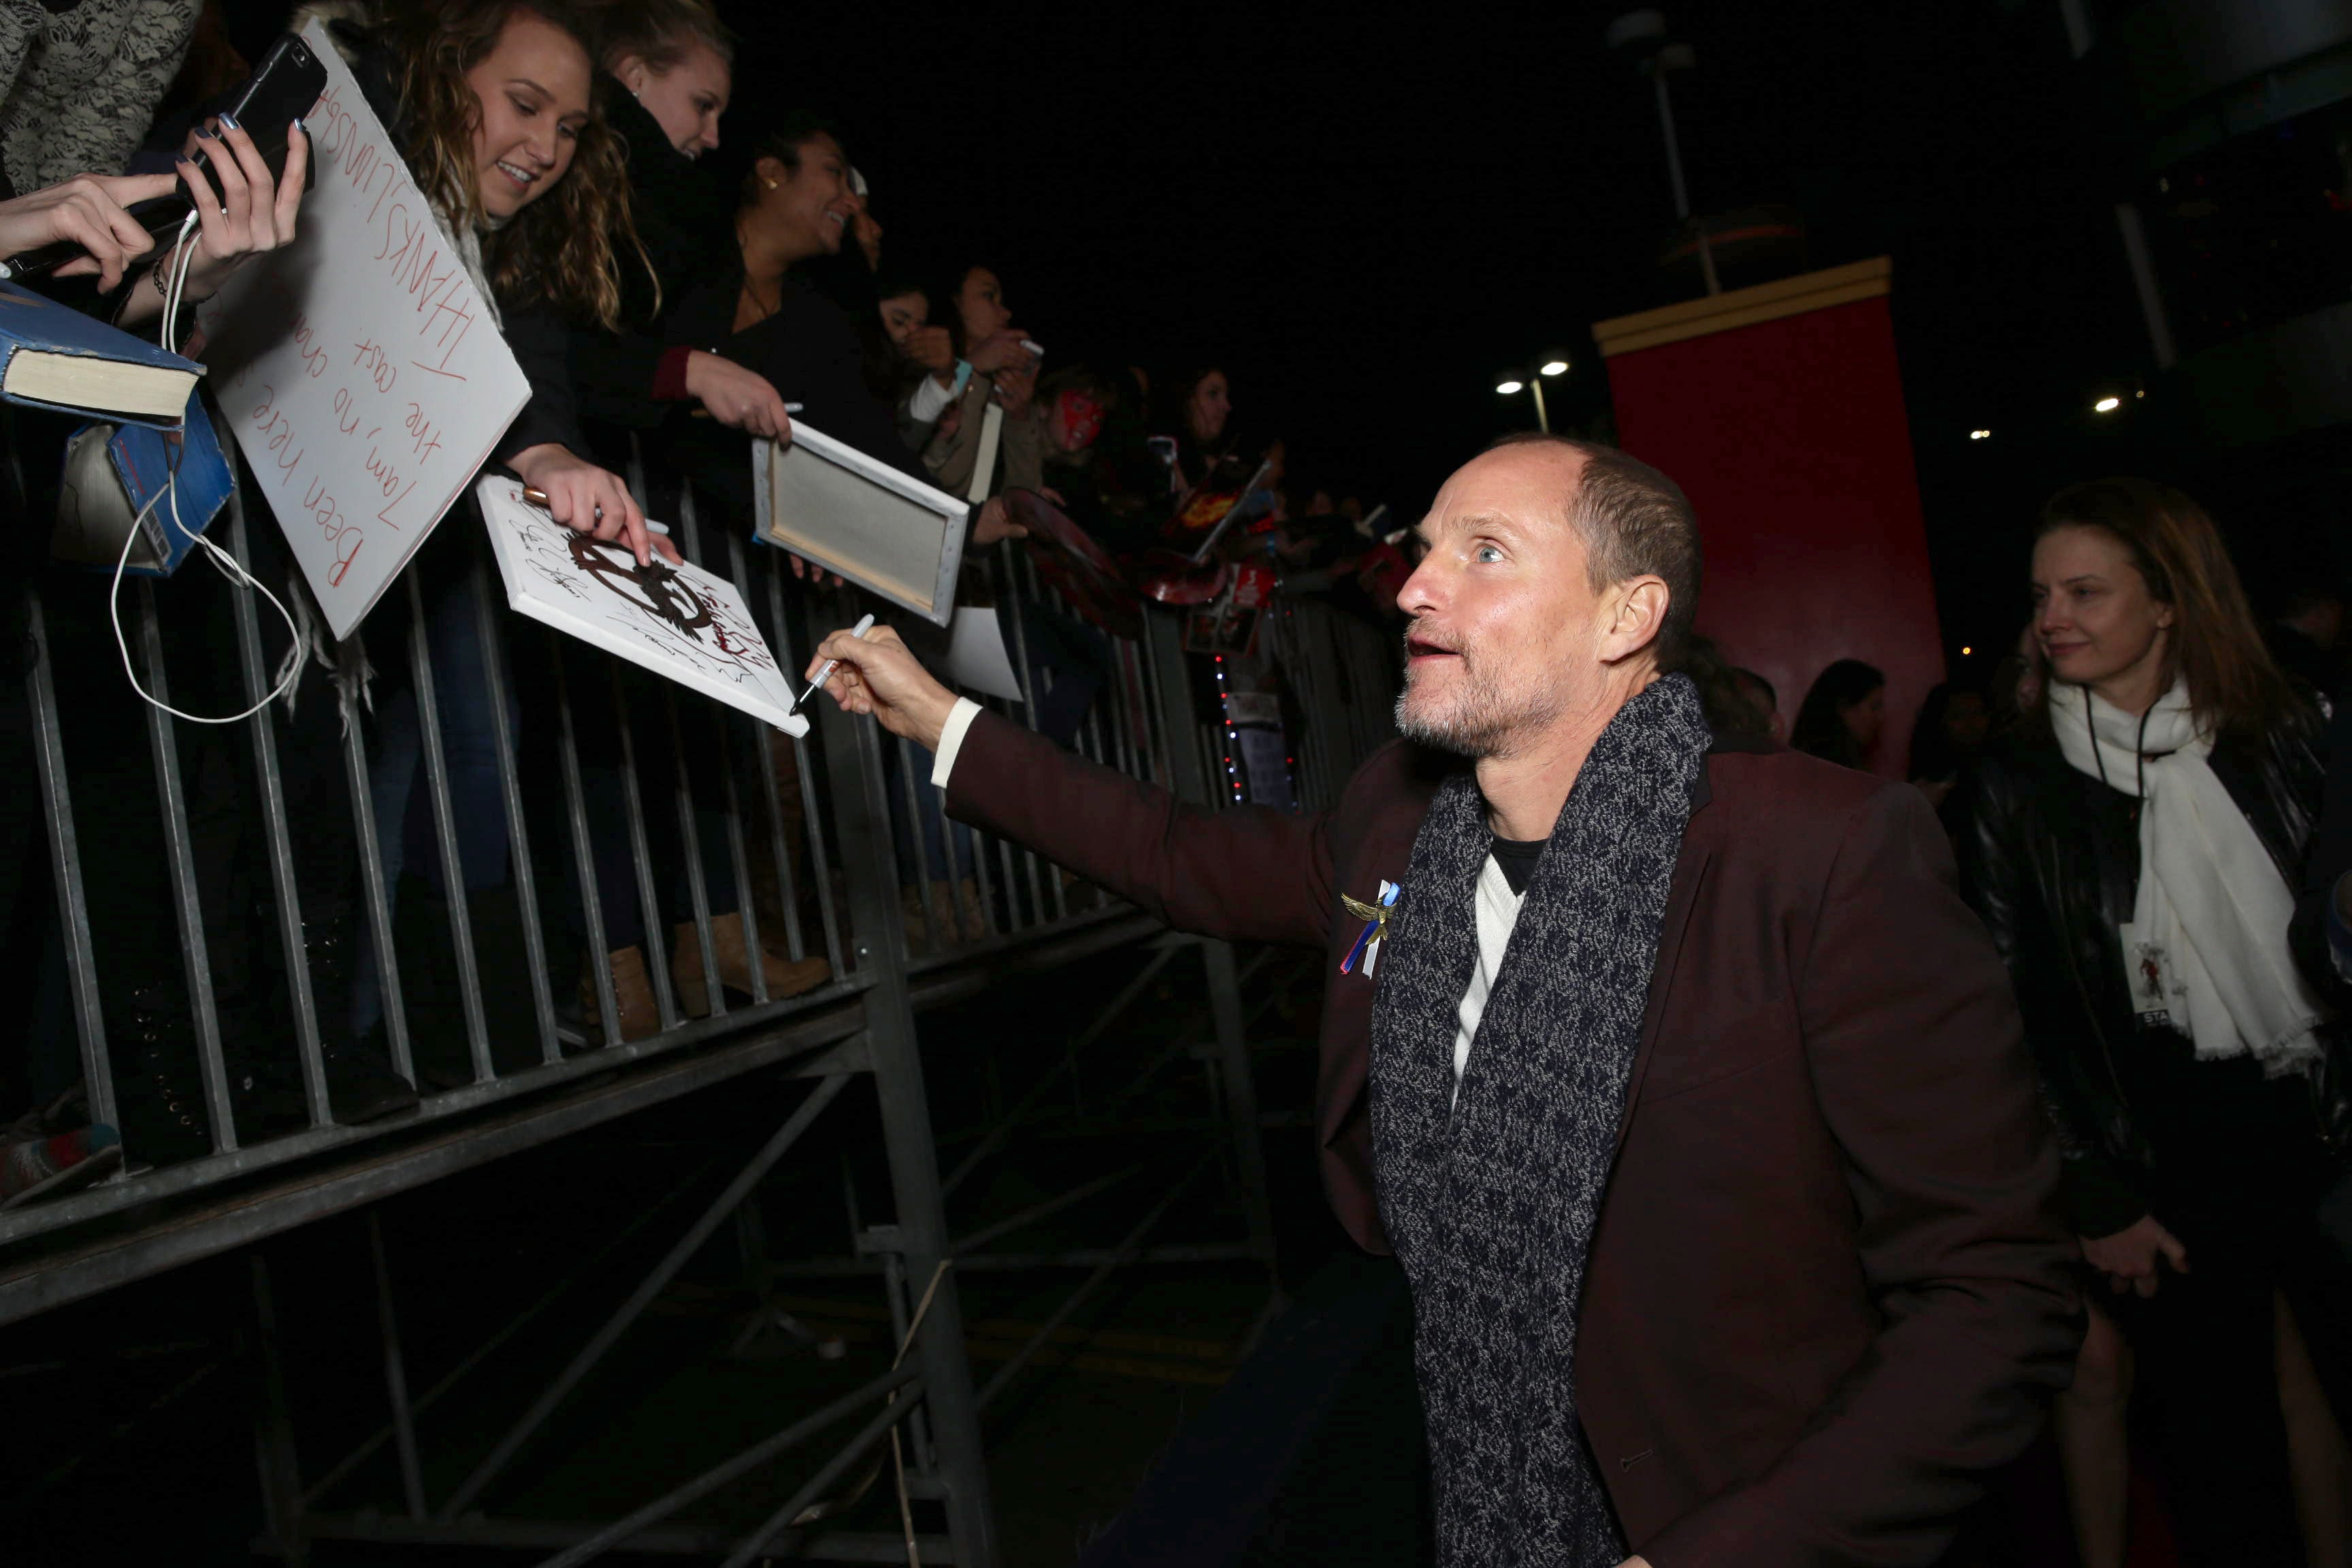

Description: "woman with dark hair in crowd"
1965 478 2351 1568
857 276 962 450
1790 657 1886 770
919 262 1042 500
1167 365 1237 488
332 0 666 1092
658 116 989 518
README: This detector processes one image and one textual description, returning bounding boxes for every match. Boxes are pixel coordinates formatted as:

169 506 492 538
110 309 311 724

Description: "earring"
762 177 777 189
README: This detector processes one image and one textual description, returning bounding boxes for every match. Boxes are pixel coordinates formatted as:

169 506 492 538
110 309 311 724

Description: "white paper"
476 478 806 735
197 18 530 641
947 605 1024 702
968 402 1003 503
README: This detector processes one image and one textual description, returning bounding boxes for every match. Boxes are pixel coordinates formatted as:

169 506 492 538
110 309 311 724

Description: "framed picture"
752 423 970 627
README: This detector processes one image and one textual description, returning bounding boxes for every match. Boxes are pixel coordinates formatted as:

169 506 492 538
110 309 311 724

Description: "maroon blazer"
946 710 2078 1565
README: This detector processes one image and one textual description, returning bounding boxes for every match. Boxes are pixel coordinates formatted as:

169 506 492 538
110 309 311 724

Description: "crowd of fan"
7 4 2352 1563
0 0 1400 1197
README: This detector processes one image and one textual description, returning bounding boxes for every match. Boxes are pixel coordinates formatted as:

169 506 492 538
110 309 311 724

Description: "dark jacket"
947 708 2077 1566
657 269 928 517
570 83 731 431
1963 706 2338 1235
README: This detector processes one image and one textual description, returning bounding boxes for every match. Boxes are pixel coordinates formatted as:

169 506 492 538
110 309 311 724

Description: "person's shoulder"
1705 745 1885 812
1340 737 1456 819
1703 749 1944 872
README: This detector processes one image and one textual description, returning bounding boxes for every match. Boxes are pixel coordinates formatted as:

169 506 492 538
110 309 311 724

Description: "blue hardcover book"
51 390 234 577
0 279 201 426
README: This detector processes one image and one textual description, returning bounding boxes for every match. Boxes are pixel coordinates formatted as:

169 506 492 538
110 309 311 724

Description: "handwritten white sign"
198 18 529 641
477 478 807 736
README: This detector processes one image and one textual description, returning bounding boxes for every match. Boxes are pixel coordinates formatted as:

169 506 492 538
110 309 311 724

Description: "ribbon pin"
1339 880 1401 977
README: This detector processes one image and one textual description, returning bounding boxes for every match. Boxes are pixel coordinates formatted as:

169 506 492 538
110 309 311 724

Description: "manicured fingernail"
193 126 215 140
217 112 240 132
289 118 304 135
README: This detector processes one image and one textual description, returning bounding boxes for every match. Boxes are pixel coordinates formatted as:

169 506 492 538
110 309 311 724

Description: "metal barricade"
3 413 1399 1563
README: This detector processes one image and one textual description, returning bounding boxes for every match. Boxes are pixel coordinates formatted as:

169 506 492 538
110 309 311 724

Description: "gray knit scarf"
1369 672 1712 1567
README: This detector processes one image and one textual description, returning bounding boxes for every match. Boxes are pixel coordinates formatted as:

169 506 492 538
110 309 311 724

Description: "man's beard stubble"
1392 639 1561 760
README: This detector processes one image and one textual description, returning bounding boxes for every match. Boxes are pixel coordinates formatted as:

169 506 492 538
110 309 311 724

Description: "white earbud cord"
108 212 301 725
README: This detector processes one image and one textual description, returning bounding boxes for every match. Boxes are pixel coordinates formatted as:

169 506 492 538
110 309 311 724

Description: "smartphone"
10 34 326 276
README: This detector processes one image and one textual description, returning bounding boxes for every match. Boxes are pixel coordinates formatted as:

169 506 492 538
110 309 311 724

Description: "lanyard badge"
1339 881 1401 977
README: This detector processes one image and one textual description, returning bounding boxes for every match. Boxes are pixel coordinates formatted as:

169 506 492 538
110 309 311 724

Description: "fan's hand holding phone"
1 33 325 282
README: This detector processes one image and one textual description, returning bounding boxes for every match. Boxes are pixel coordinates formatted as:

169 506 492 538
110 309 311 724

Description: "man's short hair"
1485 433 1703 664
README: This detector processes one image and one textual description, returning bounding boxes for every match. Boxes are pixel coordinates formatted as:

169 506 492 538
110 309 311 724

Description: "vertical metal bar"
896 734 949 950
998 572 1058 921
666 692 723 1015
731 536 806 966
22 591 117 1134
1203 941 1277 1271
135 582 236 1152
752 710 808 965
766 569 845 976
368 1212 429 1520
469 543 559 1065
547 635 619 1048
676 475 705 568
610 666 680 1031
248 1252 306 1561
877 1252 941 1478
403 573 493 1083
220 497 329 1126
716 717 768 1002
342 665 412 1083
815 692 998 1565
963 785 1000 938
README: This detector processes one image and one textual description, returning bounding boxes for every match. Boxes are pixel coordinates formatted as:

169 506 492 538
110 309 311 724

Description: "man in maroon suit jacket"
809 436 2078 1565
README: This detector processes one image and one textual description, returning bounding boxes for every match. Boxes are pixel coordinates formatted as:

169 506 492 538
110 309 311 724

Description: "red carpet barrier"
1595 258 1944 777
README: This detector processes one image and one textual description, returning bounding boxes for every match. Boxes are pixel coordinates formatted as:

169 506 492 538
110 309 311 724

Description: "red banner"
1596 259 1943 779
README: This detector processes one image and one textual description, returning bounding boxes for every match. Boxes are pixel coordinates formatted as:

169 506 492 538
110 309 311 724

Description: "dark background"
227 0 2211 672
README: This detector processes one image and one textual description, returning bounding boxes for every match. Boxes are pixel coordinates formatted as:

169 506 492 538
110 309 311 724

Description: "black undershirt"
1489 836 1546 896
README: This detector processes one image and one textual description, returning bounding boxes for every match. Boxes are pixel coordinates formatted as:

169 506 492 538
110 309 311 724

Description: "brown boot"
581 947 661 1044
672 912 832 1016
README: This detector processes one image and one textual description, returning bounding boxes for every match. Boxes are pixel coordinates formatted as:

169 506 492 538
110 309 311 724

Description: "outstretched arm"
808 625 1337 947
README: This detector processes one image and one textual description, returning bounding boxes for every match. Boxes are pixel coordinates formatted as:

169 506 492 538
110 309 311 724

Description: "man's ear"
1600 576 1670 664
754 155 787 191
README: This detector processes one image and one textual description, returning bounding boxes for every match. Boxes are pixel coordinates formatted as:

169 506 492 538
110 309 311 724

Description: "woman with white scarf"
1966 478 2349 1568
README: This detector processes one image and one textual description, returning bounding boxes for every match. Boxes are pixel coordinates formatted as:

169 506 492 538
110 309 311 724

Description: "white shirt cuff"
930 698 983 787
906 370 958 425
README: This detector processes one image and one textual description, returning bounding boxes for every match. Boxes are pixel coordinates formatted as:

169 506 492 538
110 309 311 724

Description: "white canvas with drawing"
476 478 806 735
197 17 530 640
752 422 968 626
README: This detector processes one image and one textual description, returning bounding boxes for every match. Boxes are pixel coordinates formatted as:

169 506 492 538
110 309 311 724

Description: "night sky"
720 0 2179 670
227 1 2266 671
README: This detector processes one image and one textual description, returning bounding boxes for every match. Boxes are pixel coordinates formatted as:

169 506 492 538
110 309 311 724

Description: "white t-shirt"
1452 852 1529 1102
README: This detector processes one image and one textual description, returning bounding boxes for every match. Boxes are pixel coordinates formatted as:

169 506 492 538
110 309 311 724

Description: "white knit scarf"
2051 680 2327 1072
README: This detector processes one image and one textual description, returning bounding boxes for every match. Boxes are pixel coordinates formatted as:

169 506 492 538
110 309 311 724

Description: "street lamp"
1494 353 1571 432
1607 10 1718 295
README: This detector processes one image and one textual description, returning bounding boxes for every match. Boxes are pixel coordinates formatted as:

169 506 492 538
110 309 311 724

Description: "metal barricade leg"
248 1251 308 1567
817 674 998 1566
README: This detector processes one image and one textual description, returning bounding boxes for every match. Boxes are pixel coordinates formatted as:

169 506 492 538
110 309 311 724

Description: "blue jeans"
350 564 516 1037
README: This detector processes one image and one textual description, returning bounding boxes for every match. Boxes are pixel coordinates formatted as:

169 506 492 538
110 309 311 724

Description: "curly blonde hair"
378 0 640 329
